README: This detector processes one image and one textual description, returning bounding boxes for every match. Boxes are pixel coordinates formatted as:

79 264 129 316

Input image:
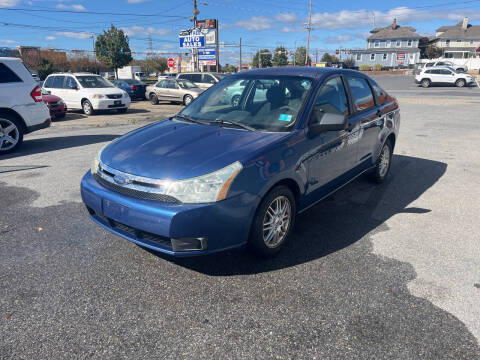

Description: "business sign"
197 19 217 29
198 48 216 60
396 52 406 60
179 28 205 48
199 60 216 66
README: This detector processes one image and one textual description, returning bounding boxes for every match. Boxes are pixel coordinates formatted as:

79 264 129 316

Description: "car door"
440 69 456 84
62 76 80 109
304 75 359 202
154 80 168 100
166 80 182 101
345 75 381 167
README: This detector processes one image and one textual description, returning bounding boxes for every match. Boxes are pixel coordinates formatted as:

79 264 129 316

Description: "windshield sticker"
278 114 292 122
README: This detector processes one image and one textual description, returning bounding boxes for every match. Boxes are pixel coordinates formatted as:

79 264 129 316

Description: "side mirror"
309 109 347 135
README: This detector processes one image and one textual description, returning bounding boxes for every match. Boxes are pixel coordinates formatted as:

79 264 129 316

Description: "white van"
0 57 51 153
43 73 131 115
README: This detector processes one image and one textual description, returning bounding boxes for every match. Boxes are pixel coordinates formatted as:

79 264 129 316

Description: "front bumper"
81 171 260 256
48 104 67 117
91 97 131 110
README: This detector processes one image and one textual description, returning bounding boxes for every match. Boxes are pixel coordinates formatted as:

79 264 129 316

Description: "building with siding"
351 19 421 68
432 17 480 59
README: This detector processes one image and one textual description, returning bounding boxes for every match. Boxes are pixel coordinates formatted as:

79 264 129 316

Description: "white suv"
424 61 468 73
415 67 475 88
43 73 131 115
0 57 51 154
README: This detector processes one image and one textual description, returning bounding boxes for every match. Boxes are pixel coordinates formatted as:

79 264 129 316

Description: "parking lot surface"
1 77 480 359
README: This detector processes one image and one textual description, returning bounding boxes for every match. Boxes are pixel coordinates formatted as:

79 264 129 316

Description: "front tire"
421 79 431 88
455 79 466 88
248 186 296 258
370 139 393 183
0 115 24 154
183 94 193 106
150 93 158 105
82 100 95 115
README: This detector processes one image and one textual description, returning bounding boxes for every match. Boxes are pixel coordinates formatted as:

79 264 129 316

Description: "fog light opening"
171 237 208 252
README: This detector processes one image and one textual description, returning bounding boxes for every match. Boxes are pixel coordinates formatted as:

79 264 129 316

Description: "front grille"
93 173 181 204
107 94 122 99
49 102 58 107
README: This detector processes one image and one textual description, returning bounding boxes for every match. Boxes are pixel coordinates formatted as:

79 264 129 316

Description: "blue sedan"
111 79 147 100
81 67 400 257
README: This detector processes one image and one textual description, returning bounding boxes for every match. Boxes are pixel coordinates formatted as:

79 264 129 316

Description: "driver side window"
311 77 349 123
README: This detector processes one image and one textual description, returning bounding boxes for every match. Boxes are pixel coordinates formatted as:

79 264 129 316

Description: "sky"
1 0 480 65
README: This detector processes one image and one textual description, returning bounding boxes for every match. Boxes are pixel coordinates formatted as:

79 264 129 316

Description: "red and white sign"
396 53 406 60
199 60 216 66
167 58 175 68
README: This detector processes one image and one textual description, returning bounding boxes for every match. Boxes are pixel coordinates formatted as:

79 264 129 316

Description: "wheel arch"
0 107 27 131
386 132 396 151
260 177 302 208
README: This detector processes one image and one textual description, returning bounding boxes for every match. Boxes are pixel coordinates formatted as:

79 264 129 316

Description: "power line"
0 7 189 18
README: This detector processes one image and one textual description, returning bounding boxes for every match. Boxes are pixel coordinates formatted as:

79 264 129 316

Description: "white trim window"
407 39 412 47
396 40 401 47
374 40 380 48
386 40 391 48
383 53 388 60
446 39 450 46
356 53 362 61
370 53 376 61
470 40 474 45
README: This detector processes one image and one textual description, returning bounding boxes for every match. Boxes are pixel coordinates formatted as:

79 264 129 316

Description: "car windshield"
180 75 313 132
76 75 114 88
177 80 198 89
125 79 143 85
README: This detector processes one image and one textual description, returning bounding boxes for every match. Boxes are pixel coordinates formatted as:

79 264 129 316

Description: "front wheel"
421 79 431 88
150 93 159 105
370 140 393 183
183 94 193 106
248 186 296 258
82 100 95 115
0 115 24 154
455 79 466 88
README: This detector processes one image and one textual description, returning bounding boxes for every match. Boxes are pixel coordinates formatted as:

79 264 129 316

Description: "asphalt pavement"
1 77 479 359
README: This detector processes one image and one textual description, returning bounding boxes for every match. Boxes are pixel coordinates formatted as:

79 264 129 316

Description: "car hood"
101 119 287 180
42 94 61 103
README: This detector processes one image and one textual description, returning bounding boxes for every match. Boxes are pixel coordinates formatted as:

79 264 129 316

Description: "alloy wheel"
262 195 292 248
379 144 391 178
0 118 19 152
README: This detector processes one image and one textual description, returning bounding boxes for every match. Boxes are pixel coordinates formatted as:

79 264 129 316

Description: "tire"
421 79 431 88
82 100 95 115
150 93 158 105
370 139 393 183
231 95 241 107
117 108 128 113
248 185 296 258
455 79 466 88
0 115 24 154
55 113 66 119
457 68 465 72
183 94 193 106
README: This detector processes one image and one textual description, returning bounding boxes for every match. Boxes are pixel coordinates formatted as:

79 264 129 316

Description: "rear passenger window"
370 80 387 105
346 76 375 112
64 77 77 89
313 77 349 117
0 63 22 83
52 76 65 88
190 74 202 83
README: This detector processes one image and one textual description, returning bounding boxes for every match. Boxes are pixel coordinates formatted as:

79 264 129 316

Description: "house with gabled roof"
432 17 480 59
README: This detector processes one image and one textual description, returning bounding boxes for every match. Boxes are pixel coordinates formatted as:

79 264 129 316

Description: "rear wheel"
183 94 193 106
150 93 158 105
455 79 466 88
370 139 393 183
421 79 431 88
82 100 95 115
248 186 296 258
0 115 23 154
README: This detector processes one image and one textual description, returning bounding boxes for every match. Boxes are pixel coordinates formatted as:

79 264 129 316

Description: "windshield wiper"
174 114 204 124
209 119 255 131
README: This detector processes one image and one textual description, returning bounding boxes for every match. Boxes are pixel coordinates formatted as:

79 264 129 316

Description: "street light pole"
192 0 199 71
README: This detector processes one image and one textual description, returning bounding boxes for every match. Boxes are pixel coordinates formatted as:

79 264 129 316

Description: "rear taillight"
31 85 43 102
130 85 139 90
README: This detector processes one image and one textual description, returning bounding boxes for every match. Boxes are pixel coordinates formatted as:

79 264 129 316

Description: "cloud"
0 0 20 7
122 26 170 37
275 13 298 23
57 31 93 39
235 16 271 31
0 39 16 44
324 32 370 44
56 3 86 11
280 26 299 33
45 36 56 41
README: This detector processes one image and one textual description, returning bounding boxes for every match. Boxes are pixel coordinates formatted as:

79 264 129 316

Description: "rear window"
0 63 22 83
346 76 375 112
370 80 387 105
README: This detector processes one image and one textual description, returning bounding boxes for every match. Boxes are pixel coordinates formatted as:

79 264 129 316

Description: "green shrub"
359 65 371 71
373 63 383 71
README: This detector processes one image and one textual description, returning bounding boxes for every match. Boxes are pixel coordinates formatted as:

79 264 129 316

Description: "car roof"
0 57 22 63
47 72 99 76
231 66 366 80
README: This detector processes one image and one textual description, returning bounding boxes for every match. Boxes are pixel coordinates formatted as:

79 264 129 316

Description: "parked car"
415 67 475 88
176 72 226 89
41 88 67 119
146 78 204 105
43 73 130 115
158 73 177 81
81 67 400 257
424 61 468 73
111 79 147 100
0 57 51 154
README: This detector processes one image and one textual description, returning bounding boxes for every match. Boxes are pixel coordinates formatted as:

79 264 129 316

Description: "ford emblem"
113 174 131 185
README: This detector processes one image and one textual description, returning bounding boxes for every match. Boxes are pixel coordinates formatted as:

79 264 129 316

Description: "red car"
41 88 67 119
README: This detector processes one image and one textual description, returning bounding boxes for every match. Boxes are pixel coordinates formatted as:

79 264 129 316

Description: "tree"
293 46 311 66
38 59 56 80
224 64 237 73
320 53 340 63
272 46 288 66
95 25 132 78
343 57 355 69
425 45 443 59
252 49 272 68
146 56 168 74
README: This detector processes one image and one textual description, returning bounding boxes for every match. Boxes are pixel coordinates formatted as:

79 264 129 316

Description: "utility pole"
293 41 297 66
305 0 312 66
215 18 219 72
239 37 242 72
92 35 97 74
191 0 199 71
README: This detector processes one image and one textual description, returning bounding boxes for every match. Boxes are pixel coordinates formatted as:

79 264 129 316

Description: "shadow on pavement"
2 134 119 159
156 154 447 276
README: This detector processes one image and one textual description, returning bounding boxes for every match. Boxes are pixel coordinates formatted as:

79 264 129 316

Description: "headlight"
92 94 106 99
91 144 108 175
165 161 243 203
123 92 129 98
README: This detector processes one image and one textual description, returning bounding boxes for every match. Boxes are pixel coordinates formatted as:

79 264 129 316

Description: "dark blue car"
111 79 147 100
81 67 400 257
